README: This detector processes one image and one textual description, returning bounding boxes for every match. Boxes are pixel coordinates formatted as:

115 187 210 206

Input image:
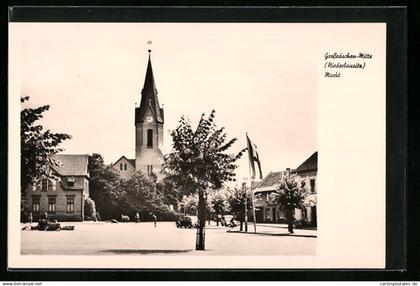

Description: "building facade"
24 154 90 222
112 156 136 180
253 152 318 226
112 50 165 180
294 152 317 227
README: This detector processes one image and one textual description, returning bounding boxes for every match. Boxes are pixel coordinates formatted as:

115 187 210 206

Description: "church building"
112 50 165 180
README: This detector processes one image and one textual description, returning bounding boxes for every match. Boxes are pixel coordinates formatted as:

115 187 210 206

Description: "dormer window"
41 179 48 191
67 177 75 188
40 178 56 191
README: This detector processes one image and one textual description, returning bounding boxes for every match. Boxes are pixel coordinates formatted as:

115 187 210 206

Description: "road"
21 221 316 255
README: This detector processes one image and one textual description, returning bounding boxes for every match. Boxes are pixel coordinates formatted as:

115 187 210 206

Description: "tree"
227 187 251 231
121 171 167 216
156 177 181 212
84 197 97 220
21 96 72 193
179 194 198 215
210 191 229 226
270 172 309 233
163 110 245 250
21 96 71 221
88 153 122 220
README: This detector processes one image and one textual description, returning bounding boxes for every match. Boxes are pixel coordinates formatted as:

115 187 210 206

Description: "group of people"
125 212 158 227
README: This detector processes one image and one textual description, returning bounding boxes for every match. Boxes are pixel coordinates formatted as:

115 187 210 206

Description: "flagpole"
243 180 248 232
250 177 257 233
246 132 257 234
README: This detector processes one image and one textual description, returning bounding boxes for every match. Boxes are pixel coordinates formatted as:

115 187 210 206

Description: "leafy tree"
227 187 252 231
179 194 198 215
270 172 309 233
88 153 122 220
20 96 71 221
163 110 245 249
20 96 72 193
121 171 167 216
156 177 181 212
88 154 177 221
210 191 229 226
84 197 97 220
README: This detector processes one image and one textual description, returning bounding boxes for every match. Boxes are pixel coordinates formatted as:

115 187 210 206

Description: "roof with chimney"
294 152 318 173
135 50 164 124
51 154 89 177
254 151 318 193
255 171 283 189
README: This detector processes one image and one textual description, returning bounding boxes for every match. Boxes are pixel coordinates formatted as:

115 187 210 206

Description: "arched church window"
147 129 153 148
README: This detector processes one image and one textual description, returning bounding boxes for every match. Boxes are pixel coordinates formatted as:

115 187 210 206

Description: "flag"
246 133 263 180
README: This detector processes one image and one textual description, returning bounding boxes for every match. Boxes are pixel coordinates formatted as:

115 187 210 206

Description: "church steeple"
134 49 165 181
136 50 164 124
143 49 157 93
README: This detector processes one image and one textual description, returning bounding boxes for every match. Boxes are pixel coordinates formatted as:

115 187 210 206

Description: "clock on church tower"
134 50 165 179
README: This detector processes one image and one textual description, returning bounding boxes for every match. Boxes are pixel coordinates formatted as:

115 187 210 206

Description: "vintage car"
176 215 198 228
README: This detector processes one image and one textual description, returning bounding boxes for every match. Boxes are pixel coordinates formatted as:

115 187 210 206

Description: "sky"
16 23 317 184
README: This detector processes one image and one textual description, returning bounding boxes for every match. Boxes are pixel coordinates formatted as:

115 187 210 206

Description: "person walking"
150 213 157 227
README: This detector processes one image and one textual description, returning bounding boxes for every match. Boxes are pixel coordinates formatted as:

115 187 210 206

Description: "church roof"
135 50 164 124
295 152 318 173
112 155 136 168
51 154 89 177
128 159 136 167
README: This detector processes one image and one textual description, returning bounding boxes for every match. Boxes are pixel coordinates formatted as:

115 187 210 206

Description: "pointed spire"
143 49 156 92
136 50 164 124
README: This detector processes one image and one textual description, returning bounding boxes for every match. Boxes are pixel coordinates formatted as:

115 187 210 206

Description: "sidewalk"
227 223 317 238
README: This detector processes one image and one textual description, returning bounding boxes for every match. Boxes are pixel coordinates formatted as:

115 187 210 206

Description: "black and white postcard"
8 21 388 269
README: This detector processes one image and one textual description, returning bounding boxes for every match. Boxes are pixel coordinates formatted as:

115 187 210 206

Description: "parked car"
221 215 234 227
176 215 198 228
